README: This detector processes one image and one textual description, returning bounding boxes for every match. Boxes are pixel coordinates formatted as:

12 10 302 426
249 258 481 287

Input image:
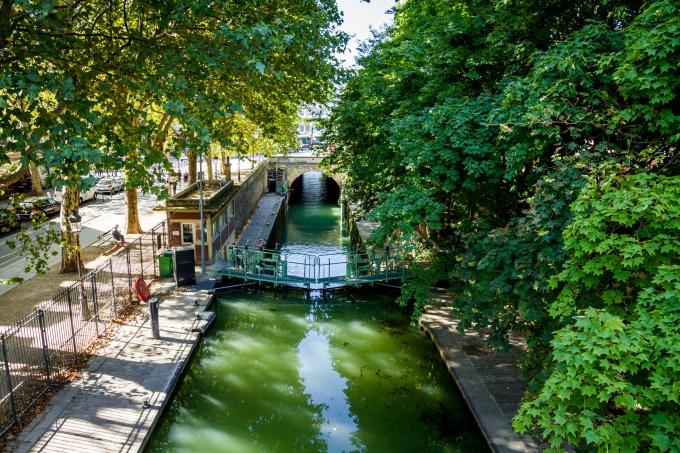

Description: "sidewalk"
0 195 166 298
0 224 163 330
419 292 540 453
237 193 285 247
8 282 214 453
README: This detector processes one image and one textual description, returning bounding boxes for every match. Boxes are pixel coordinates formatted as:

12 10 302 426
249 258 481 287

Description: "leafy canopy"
323 0 679 449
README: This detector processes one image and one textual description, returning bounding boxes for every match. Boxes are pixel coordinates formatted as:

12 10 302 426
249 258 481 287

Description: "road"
0 151 307 293
0 190 166 296
0 155 266 266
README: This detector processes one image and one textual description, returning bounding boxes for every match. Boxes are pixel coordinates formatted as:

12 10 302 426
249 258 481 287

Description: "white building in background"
297 105 328 147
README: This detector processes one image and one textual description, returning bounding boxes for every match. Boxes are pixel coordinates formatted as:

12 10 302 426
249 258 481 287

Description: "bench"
92 231 126 255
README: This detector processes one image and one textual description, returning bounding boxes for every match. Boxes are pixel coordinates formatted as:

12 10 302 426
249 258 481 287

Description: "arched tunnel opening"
289 172 341 205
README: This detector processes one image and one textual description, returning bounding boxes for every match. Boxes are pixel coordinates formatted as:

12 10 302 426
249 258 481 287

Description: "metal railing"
0 221 168 437
220 245 407 287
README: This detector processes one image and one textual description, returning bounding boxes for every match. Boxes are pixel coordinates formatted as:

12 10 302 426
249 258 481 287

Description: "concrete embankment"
419 292 540 453
237 193 286 248
343 201 381 247
10 282 215 453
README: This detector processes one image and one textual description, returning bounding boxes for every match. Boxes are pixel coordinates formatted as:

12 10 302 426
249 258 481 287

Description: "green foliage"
325 0 679 448
514 171 680 451
515 267 680 452
1 0 346 269
454 156 585 357
615 0 680 140
550 170 680 319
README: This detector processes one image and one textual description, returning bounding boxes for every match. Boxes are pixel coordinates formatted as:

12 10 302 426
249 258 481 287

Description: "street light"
198 155 206 275
69 212 91 320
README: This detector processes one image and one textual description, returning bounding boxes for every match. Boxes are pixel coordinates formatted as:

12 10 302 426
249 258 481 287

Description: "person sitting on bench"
112 224 126 246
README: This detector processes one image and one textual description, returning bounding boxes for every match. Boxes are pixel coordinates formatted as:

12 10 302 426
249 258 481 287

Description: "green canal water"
145 173 487 453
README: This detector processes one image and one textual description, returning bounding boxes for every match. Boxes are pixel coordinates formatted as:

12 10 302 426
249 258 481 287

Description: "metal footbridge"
217 245 407 288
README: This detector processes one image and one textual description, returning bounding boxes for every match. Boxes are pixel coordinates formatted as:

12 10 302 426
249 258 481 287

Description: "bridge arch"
285 166 343 191
268 156 343 193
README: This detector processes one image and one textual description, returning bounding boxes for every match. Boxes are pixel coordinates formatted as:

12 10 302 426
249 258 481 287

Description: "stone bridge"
268 154 343 190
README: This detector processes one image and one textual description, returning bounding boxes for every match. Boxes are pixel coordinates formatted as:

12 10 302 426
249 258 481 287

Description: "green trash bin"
158 251 174 278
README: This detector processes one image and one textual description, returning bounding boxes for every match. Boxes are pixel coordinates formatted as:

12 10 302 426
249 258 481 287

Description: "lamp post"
69 212 91 320
198 155 206 275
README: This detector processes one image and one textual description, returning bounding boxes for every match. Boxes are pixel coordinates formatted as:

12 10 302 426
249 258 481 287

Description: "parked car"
0 209 21 233
95 178 123 194
54 185 98 204
15 197 60 221
112 176 125 190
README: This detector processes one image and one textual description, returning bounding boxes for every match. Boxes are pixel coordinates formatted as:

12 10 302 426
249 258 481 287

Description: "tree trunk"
125 186 143 234
60 186 81 273
0 0 12 51
188 152 197 185
29 161 43 194
206 148 213 180
220 147 231 180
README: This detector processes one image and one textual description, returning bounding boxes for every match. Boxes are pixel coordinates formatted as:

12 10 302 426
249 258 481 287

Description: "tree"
1 1 115 274
2 0 347 265
323 0 679 447
515 170 680 452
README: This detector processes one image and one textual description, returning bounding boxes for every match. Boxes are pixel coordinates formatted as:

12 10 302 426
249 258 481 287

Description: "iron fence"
0 220 168 437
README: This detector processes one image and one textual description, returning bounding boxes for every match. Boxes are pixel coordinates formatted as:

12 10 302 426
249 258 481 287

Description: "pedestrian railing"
0 221 168 438
218 244 407 288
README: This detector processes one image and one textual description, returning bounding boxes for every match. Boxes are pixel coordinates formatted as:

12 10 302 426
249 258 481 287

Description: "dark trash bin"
173 245 196 286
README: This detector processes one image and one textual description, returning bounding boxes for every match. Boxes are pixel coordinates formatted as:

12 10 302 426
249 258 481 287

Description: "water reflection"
298 327 362 452
279 172 347 255
145 169 488 453
146 296 488 452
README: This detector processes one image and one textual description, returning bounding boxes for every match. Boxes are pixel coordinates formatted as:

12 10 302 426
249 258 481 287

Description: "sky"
336 0 396 67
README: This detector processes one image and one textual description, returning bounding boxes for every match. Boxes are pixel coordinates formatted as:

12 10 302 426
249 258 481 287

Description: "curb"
419 316 538 453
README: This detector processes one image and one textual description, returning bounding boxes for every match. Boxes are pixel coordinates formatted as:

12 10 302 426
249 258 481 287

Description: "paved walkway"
0 192 165 297
237 193 284 247
419 293 540 453
9 282 214 453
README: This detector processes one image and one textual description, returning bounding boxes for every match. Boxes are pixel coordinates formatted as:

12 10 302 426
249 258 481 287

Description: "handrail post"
91 273 100 337
126 247 133 301
1 335 18 424
66 288 78 360
109 258 117 318
139 238 144 281
152 230 157 277
37 309 52 386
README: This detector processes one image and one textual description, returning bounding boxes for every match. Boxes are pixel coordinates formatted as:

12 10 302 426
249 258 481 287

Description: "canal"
146 173 487 453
